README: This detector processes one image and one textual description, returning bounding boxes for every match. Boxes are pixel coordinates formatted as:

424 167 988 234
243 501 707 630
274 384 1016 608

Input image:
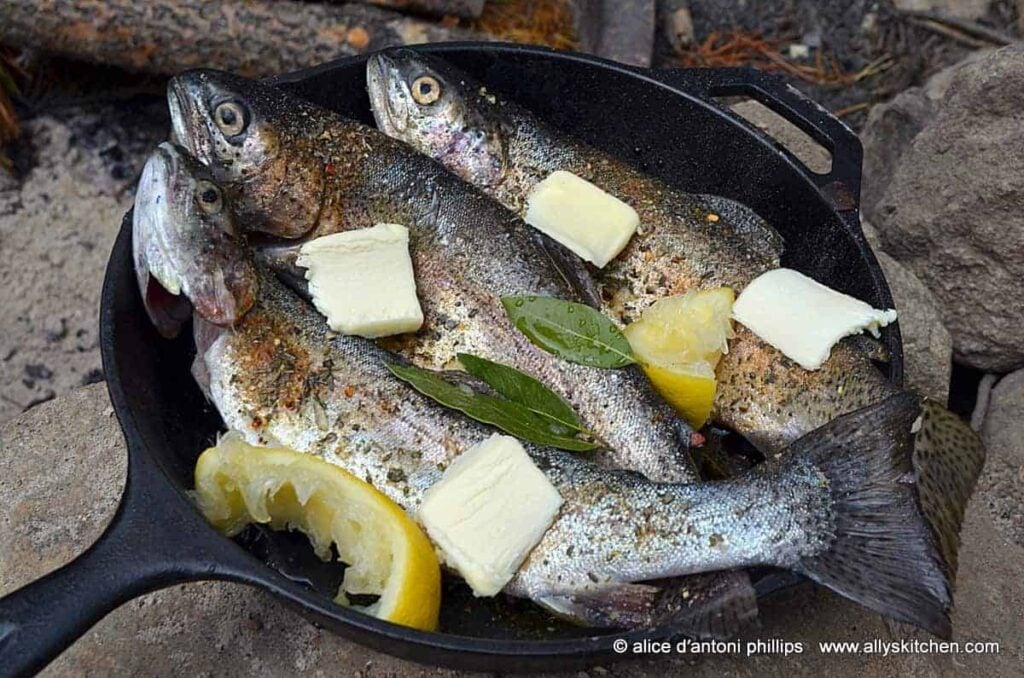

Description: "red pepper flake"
689 431 706 447
343 385 355 398
325 163 337 176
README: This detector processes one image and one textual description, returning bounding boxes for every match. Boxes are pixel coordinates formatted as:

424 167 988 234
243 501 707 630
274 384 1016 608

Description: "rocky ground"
1 5 1023 676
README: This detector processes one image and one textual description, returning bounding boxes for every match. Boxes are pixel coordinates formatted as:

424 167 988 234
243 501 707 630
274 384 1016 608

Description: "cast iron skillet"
0 43 901 676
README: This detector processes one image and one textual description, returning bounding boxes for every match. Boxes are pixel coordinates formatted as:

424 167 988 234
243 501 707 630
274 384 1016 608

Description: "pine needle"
469 0 577 50
675 30 873 89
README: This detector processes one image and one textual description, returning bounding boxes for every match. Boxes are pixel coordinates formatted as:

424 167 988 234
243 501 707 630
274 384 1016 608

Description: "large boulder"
862 221 953 403
861 49 992 219
979 369 1024 548
868 45 1024 372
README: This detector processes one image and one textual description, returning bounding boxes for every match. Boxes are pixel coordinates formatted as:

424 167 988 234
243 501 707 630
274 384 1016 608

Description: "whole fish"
365 50 985 580
135 148 957 637
167 68 699 488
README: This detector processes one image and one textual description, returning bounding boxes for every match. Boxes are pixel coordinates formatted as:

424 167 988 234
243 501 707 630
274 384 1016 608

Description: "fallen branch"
898 9 1020 47
0 0 481 78
345 0 485 20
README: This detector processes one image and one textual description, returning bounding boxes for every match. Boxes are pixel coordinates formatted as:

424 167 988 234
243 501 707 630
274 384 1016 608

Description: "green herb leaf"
386 362 598 452
501 296 636 369
457 353 584 434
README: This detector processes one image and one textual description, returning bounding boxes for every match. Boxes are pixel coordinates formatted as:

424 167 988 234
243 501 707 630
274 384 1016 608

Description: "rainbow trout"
166 69 698 486
132 146 957 637
365 50 985 580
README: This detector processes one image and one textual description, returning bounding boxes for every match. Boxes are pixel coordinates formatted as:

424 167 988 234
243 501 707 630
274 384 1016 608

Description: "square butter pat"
297 223 424 338
732 268 897 370
525 170 639 268
419 434 563 597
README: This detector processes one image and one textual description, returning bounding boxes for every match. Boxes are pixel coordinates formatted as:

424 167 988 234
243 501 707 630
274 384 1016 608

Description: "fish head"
132 142 258 337
168 69 281 186
367 49 507 189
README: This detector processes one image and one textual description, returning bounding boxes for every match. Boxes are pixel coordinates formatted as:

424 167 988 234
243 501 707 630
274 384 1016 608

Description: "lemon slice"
194 433 441 631
624 288 735 429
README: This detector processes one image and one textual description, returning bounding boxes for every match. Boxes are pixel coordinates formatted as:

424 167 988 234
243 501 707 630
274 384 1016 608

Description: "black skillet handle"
0 452 241 678
653 67 863 214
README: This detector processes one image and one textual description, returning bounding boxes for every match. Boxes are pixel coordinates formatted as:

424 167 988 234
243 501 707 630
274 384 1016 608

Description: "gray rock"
862 220 953 403
870 45 1024 372
3 384 1022 675
878 250 954 404
861 49 992 219
664 4 695 52
979 369 1024 548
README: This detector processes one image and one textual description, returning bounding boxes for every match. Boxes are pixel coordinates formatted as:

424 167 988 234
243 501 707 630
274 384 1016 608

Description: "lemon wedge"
624 288 735 429
194 433 441 631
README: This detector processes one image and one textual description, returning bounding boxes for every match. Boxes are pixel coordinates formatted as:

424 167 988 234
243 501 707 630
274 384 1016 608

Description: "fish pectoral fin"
537 570 759 640
532 231 603 309
251 243 312 302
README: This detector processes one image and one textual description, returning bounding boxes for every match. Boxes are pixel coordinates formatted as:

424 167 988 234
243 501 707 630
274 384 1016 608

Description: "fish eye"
213 101 247 136
197 181 223 214
411 76 441 105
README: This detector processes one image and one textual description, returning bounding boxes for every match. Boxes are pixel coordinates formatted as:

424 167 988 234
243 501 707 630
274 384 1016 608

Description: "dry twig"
0 48 24 172
675 30 888 89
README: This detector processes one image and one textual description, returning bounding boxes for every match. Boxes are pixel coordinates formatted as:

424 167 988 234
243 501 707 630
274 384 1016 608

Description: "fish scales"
365 51 985 580
169 69 697 485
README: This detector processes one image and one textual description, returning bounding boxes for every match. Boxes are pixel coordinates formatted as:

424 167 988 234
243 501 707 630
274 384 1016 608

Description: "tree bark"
346 0 485 20
0 0 481 78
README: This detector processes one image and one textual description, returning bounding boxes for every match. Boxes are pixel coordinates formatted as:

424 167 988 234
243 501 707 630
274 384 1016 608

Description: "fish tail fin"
786 392 958 638
539 571 758 640
912 400 986 583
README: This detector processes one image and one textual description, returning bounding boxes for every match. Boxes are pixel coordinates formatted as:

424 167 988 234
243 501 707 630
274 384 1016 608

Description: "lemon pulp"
194 433 441 631
624 287 735 429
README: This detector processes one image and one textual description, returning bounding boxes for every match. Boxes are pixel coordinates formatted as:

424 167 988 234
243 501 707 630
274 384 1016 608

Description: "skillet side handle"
0 460 223 678
654 67 863 213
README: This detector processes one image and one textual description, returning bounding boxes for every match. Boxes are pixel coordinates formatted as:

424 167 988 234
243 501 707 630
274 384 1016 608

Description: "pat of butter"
525 171 639 268
297 223 423 338
419 434 563 597
732 268 897 370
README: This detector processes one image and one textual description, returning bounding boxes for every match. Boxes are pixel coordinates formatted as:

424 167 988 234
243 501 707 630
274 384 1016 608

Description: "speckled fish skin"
132 142 257 338
197 270 950 639
366 51 784 310
198 266 953 637
365 51 986 582
364 49 895 452
167 69 698 486
147 159 954 638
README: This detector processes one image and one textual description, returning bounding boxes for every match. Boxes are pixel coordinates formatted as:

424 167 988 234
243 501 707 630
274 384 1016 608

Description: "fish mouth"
366 52 408 136
167 75 210 163
133 143 191 336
